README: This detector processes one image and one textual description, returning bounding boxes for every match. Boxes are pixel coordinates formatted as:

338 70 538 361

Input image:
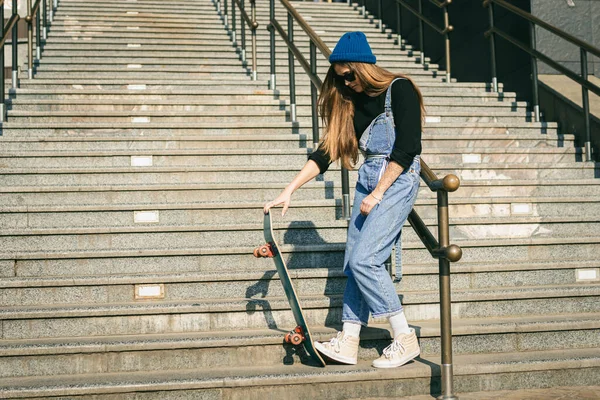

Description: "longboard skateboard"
254 211 326 367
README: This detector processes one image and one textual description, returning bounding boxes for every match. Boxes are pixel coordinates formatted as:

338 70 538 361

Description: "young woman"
263 31 424 368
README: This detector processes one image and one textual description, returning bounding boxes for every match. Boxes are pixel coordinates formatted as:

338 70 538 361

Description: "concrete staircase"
0 0 599 398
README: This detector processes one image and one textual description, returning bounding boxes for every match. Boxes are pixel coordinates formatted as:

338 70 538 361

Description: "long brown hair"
317 62 425 170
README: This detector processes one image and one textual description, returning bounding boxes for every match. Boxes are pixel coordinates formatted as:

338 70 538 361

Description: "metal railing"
216 0 259 80
354 0 453 82
407 159 461 400
266 2 462 398
1 0 54 121
26 0 47 79
484 0 600 161
1 0 20 121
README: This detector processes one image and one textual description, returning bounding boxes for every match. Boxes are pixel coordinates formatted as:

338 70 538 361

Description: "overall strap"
384 77 406 113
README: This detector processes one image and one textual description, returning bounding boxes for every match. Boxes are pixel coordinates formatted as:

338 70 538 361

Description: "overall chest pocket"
364 116 393 155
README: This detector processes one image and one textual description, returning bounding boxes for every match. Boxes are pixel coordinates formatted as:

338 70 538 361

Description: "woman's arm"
264 159 322 216
360 160 403 215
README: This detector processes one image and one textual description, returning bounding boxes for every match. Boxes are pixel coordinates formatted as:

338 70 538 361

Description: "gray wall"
531 0 599 76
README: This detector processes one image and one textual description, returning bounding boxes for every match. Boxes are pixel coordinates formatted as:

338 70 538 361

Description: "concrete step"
1 284 600 338
0 121 558 137
48 21 386 35
2 254 599 291
33 53 428 67
1 249 599 305
37 36 414 51
36 48 424 63
0 190 596 219
0 139 577 158
8 83 506 97
0 147 583 169
26 67 438 80
7 98 528 113
38 45 422 58
5 110 536 124
1 347 598 399
0 161 594 186
1 178 597 211
1 236 599 278
44 29 409 45
0 211 598 255
1 313 598 378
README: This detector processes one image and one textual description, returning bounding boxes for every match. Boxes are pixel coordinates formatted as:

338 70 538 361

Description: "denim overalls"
342 78 421 326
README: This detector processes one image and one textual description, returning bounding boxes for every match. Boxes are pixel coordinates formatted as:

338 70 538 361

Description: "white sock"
389 311 411 339
342 322 362 338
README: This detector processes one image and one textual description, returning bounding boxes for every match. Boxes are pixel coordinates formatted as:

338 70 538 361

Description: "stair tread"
1 312 599 356
2 347 600 397
0 258 598 288
2 283 599 319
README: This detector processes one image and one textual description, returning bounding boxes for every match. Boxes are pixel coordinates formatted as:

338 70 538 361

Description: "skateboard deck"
254 211 326 367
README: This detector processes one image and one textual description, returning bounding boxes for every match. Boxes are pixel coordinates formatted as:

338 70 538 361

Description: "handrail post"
443 5 451 83
1 3 5 122
418 0 425 64
310 41 319 148
240 0 246 62
231 0 236 45
342 168 350 220
27 0 33 79
223 0 228 29
487 2 498 92
287 13 297 122
396 1 402 47
581 48 592 161
36 2 41 60
437 189 458 400
11 0 19 89
378 0 384 32
529 21 540 122
43 0 47 39
361 0 366 18
269 0 276 90
251 0 257 81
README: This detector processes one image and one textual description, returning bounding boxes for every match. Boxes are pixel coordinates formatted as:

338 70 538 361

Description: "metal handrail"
487 28 600 98
269 19 321 89
267 2 461 398
361 0 452 82
0 14 19 47
397 0 451 35
483 0 598 161
1 0 22 121
1 0 54 120
26 0 49 80
277 0 329 57
231 0 258 80
484 0 600 58
407 160 461 400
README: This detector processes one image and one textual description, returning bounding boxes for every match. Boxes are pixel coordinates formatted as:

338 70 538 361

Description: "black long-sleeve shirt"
308 79 422 174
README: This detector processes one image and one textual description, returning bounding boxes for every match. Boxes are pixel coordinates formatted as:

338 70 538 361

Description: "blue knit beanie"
329 31 376 64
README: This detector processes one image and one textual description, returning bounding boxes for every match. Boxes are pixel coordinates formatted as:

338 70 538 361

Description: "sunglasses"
335 71 356 83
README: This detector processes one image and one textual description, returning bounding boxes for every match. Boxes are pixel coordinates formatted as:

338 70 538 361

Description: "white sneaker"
314 331 359 365
372 328 420 369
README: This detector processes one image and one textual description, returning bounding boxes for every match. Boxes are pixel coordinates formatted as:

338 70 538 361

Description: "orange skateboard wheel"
253 244 273 258
285 326 305 345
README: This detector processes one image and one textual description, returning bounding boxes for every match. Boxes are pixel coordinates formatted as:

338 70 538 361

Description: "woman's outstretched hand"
264 190 292 216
